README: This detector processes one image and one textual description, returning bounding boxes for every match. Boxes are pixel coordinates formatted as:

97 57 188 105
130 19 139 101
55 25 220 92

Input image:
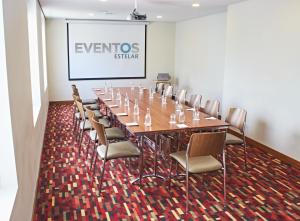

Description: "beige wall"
2 0 49 220
174 13 227 109
0 0 17 219
174 0 300 161
223 0 300 161
47 20 175 101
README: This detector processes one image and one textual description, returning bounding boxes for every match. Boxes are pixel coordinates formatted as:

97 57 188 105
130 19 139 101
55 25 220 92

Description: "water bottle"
149 88 154 99
104 81 108 93
139 84 143 94
111 87 114 100
124 93 129 107
144 108 152 127
133 99 139 116
161 95 167 104
116 88 121 100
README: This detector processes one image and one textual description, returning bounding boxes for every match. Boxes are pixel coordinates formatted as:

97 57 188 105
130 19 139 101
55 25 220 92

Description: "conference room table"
94 87 229 185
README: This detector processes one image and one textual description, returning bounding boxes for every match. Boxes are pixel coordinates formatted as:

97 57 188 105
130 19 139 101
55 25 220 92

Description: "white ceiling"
39 0 245 22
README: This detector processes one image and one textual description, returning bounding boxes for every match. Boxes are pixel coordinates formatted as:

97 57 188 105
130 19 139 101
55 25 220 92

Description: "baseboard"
228 129 300 168
49 100 73 104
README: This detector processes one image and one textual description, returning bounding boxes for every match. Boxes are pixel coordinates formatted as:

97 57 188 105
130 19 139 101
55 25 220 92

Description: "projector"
130 9 147 20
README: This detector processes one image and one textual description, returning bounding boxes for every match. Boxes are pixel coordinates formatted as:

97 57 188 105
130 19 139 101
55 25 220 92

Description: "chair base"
131 173 165 185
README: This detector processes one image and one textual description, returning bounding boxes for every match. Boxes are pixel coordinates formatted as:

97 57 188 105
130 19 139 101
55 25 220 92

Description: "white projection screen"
67 21 147 80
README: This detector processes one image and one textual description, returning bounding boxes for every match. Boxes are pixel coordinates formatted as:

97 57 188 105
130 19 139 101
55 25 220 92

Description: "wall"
46 20 175 101
0 0 18 219
223 0 300 161
174 13 226 108
1 0 49 220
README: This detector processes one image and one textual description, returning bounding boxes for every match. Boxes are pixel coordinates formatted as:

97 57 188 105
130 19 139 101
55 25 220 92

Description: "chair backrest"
157 83 165 94
204 100 220 118
225 108 247 133
72 85 79 96
189 94 202 109
72 94 82 102
164 85 173 97
177 89 187 104
92 118 107 146
85 107 98 128
75 100 85 120
187 132 226 158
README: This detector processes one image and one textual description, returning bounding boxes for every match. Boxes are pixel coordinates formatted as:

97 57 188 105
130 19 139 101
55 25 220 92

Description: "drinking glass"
169 113 176 124
179 111 185 123
193 109 200 121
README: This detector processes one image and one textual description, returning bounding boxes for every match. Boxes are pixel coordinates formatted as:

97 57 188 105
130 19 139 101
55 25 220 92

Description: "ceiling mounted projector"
130 9 147 20
128 0 147 20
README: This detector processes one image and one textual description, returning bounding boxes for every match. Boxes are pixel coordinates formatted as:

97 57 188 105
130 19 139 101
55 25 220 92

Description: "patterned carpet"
33 103 300 221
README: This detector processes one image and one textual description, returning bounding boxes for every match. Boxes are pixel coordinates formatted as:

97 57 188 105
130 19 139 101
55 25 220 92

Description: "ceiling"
39 0 245 22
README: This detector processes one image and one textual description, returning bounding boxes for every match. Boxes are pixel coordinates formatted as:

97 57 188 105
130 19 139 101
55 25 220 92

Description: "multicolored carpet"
33 103 300 220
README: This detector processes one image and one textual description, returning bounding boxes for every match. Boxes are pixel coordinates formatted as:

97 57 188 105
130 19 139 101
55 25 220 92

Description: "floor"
33 103 300 220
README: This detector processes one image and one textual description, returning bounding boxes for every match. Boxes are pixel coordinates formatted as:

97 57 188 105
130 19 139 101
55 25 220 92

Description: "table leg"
131 135 144 185
131 134 165 186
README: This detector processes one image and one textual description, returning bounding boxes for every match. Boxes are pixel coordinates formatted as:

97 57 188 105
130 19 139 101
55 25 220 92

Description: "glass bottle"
104 81 108 93
124 93 129 107
111 87 114 100
144 108 152 127
133 99 139 116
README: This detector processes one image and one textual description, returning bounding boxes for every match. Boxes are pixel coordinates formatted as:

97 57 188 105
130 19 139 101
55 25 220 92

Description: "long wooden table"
94 87 229 184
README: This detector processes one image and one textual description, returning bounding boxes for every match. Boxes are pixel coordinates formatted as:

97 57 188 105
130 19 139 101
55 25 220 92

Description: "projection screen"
67 21 146 80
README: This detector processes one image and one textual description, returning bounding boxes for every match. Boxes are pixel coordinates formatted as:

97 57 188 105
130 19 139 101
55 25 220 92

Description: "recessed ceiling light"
88 13 95 16
156 15 162 19
99 0 107 2
192 3 200 7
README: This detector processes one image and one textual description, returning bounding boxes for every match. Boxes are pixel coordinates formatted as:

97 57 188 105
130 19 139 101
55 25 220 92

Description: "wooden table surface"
94 87 229 135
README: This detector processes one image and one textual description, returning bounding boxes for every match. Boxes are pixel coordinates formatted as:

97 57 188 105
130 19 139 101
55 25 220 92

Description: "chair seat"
98 118 110 128
75 110 103 119
80 118 110 130
82 99 97 105
84 103 99 110
97 141 140 160
170 151 222 173
105 127 125 140
226 133 243 145
93 110 103 118
80 120 92 130
89 127 125 141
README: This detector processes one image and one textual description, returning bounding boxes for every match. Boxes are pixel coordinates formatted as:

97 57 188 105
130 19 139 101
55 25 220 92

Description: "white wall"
1 0 49 220
174 13 226 108
0 0 18 219
223 0 300 161
47 20 175 101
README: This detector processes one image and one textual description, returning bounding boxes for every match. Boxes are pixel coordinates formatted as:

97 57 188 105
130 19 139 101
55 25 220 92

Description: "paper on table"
103 98 112 101
94 88 102 91
116 113 128 116
176 124 188 128
186 108 194 111
97 92 105 95
205 117 217 120
109 104 118 108
126 122 139 126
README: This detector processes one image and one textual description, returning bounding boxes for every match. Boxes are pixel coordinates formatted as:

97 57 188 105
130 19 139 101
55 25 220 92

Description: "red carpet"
33 103 300 220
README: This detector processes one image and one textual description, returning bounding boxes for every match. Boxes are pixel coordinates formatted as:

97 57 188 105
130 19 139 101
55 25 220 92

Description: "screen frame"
67 22 147 81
